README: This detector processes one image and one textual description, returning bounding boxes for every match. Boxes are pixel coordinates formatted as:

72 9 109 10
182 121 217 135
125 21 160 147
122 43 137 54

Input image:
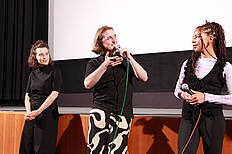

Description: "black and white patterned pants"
87 108 132 154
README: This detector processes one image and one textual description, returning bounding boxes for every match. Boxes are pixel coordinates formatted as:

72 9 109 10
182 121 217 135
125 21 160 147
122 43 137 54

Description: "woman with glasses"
84 26 148 154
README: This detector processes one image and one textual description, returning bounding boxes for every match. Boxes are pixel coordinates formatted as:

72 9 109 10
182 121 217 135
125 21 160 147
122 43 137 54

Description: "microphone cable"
181 108 202 154
108 58 130 154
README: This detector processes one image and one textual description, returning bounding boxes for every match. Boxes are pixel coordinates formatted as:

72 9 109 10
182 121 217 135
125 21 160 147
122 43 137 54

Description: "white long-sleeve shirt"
174 57 232 105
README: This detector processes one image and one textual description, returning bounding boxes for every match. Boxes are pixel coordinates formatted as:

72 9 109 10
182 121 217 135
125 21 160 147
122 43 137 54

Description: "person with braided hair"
174 21 232 154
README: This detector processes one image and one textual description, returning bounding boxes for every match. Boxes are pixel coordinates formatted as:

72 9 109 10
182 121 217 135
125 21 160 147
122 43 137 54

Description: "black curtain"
0 0 48 105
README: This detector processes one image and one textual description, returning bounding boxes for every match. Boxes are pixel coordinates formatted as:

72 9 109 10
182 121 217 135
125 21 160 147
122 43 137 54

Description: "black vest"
182 57 226 121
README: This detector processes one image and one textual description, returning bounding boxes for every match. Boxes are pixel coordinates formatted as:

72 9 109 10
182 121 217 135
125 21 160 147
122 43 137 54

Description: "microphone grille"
181 83 189 91
114 44 121 51
115 44 121 49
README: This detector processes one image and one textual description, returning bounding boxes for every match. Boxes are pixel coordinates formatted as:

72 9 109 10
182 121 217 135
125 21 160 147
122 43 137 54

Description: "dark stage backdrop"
56 48 232 109
0 0 48 105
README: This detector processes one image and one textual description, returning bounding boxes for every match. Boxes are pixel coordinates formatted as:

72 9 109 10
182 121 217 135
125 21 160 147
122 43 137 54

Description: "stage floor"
1 106 232 119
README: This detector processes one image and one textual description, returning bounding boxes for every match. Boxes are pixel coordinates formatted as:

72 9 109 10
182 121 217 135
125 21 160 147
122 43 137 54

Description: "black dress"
20 64 62 154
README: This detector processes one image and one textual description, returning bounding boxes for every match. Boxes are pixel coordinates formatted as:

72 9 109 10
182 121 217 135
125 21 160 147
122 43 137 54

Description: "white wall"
49 0 232 60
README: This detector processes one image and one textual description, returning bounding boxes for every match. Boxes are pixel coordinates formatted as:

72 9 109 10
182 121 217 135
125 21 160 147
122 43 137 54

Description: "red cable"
181 109 202 154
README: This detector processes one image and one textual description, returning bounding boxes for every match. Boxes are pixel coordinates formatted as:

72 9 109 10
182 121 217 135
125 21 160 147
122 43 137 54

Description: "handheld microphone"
113 44 121 52
112 44 120 57
113 44 127 58
181 83 195 95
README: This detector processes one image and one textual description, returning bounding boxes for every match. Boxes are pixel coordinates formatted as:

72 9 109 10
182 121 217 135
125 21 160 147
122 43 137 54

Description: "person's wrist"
36 109 42 116
178 92 185 100
203 93 206 102
102 61 109 69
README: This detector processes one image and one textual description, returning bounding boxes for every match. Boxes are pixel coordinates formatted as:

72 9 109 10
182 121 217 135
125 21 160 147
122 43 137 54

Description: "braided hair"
192 21 227 69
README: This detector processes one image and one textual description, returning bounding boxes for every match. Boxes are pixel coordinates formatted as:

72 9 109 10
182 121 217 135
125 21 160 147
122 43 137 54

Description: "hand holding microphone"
114 44 130 58
180 84 196 104
103 51 123 68
181 84 205 105
181 84 195 95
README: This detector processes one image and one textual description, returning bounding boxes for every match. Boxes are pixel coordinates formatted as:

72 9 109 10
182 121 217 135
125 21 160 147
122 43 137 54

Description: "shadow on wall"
56 115 87 154
129 117 232 154
129 117 179 154
54 115 232 153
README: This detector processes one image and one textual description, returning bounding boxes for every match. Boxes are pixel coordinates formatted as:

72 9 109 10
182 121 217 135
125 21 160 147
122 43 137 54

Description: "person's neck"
201 48 217 59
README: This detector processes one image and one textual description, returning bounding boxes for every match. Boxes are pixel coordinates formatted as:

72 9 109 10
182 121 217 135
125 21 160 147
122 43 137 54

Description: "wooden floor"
1 112 232 154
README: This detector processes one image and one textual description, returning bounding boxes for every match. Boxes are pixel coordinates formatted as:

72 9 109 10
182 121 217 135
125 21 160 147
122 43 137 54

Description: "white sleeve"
205 62 232 105
174 60 188 99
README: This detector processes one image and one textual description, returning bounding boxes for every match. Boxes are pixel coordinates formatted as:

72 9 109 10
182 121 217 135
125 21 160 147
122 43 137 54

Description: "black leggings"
178 115 225 154
87 109 132 154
